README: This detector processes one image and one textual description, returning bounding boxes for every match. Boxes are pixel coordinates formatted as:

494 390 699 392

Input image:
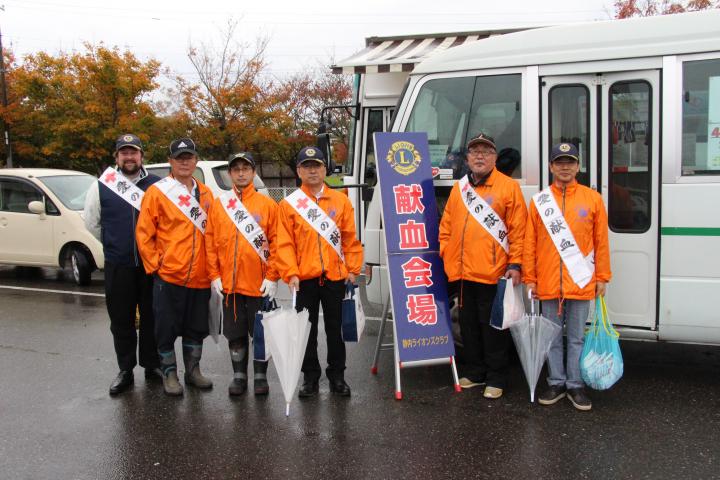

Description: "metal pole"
0 19 12 168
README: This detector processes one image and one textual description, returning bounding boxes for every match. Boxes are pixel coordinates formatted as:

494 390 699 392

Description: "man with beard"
84 134 163 395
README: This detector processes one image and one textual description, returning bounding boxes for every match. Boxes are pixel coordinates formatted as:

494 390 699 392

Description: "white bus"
340 11 720 345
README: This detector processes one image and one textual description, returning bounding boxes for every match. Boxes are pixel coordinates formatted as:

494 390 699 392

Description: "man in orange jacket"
205 152 279 396
439 133 527 399
276 146 363 398
523 142 611 411
136 138 214 396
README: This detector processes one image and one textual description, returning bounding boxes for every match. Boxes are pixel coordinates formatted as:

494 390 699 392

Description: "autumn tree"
1 44 162 172
173 19 298 167
615 0 719 18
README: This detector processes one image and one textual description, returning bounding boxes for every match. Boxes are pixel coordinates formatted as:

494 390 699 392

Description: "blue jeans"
541 299 591 389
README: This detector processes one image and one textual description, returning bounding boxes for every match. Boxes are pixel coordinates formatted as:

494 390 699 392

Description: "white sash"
155 177 207 233
219 191 269 263
286 188 345 262
533 188 595 288
98 167 145 211
457 175 509 253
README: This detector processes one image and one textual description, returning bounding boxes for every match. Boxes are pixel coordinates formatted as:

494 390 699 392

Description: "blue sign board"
374 132 455 363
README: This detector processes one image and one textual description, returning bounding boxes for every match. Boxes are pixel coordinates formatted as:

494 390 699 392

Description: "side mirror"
28 200 45 215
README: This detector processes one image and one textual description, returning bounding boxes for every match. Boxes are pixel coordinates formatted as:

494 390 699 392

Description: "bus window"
681 58 720 175
467 75 522 178
405 76 475 179
365 109 385 187
549 85 590 186
608 81 652 233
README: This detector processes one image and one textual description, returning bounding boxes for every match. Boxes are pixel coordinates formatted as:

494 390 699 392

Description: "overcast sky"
2 0 618 80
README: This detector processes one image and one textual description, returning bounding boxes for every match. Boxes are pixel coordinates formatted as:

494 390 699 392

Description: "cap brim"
170 149 198 159
229 156 255 167
115 144 142 152
298 158 325 165
467 139 496 150
551 154 579 162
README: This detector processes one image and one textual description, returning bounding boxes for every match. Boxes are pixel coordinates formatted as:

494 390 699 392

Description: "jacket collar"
233 183 256 201
468 168 498 187
300 183 325 200
551 179 578 195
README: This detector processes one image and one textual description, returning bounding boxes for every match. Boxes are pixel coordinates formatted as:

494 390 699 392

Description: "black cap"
169 138 198 159
467 133 496 151
114 134 143 154
228 152 256 169
550 142 580 162
296 146 326 166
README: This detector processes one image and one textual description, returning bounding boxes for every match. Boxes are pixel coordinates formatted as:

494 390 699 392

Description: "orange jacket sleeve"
275 201 301 283
136 187 160 275
593 195 612 283
506 181 528 266
339 196 363 275
438 184 457 260
522 202 539 285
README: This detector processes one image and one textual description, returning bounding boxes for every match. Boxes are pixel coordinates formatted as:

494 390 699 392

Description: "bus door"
358 107 394 236
541 70 660 329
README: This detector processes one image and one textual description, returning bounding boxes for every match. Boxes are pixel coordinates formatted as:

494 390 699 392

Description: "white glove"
259 279 277 301
211 278 223 295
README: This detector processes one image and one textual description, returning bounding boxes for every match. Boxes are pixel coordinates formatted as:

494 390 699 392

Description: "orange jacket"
439 169 527 284
136 178 214 289
276 185 363 283
205 184 280 296
522 181 612 301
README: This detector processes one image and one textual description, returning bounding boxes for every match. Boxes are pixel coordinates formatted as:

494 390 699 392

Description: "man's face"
297 160 326 188
169 152 198 178
115 147 142 176
550 158 580 184
229 160 254 189
465 142 497 178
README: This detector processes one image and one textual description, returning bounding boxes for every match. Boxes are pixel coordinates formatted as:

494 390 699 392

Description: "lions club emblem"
559 143 571 152
386 141 422 176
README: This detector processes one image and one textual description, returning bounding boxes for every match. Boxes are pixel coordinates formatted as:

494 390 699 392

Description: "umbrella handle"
528 287 535 316
292 289 297 309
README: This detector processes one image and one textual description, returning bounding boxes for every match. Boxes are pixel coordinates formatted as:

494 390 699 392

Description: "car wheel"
70 248 92 286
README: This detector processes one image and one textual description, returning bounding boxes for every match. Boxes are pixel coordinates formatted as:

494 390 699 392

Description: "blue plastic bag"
341 283 365 342
253 298 277 361
580 296 623 390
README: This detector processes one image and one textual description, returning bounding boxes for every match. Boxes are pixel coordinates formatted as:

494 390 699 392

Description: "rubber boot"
159 350 183 396
182 340 213 389
228 342 248 396
254 360 269 395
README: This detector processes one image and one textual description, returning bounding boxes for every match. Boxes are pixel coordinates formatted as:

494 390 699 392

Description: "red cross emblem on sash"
296 197 309 210
178 194 191 207
227 197 237 210
104 172 116 183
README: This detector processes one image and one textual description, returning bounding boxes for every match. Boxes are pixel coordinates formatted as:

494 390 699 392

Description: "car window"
0 179 43 213
212 165 232 190
37 175 95 211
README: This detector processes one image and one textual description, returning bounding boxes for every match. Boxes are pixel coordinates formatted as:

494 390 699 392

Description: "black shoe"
298 379 319 398
228 378 248 396
109 370 134 395
538 384 567 405
254 377 269 396
328 378 351 397
144 367 164 381
567 388 592 411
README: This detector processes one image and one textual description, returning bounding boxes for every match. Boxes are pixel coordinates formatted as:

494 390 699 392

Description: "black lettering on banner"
498 230 507 241
544 207 554 217
234 210 248 223
201 219 207 229
560 238 575 251
549 219 565 235
320 221 329 231
474 204 484 214
537 193 551 206
189 206 201 220
116 181 130 194
330 229 340 246
245 224 254 233
306 208 321 222
483 213 499 228
130 192 139 201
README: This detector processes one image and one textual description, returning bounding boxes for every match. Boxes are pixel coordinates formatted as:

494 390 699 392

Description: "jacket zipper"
185 229 196 287
559 187 566 300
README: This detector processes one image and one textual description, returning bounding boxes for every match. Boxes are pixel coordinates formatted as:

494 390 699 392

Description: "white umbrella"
208 288 223 345
262 291 311 416
510 290 562 402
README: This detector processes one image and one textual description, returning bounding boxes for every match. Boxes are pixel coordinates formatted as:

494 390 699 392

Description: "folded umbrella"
262 291 311 416
510 290 561 402
208 288 223 345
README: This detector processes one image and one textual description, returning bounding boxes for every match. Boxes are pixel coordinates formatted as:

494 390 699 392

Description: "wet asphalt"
1 266 719 480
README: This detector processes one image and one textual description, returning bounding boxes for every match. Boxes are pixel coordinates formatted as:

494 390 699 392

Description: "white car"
0 168 104 285
145 160 268 197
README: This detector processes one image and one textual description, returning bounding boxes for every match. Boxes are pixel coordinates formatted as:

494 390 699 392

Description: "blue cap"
296 146 326 165
114 134 143 154
550 142 580 162
229 152 255 168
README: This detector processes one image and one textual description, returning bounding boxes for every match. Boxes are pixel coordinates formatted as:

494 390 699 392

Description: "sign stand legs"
371 293 462 399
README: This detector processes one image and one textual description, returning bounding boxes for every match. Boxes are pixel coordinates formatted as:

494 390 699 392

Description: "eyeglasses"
230 165 254 173
467 148 496 157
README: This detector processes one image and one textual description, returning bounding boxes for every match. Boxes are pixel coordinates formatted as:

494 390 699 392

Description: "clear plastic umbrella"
510 289 562 402
208 288 223 345
262 291 311 416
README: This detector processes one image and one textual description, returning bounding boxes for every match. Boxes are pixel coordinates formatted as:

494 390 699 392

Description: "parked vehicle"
334 11 720 345
0 168 104 285
145 160 268 197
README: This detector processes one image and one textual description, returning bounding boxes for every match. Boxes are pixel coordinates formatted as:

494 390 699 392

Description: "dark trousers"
457 280 510 389
222 293 263 344
104 261 159 371
152 276 210 352
296 278 346 381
